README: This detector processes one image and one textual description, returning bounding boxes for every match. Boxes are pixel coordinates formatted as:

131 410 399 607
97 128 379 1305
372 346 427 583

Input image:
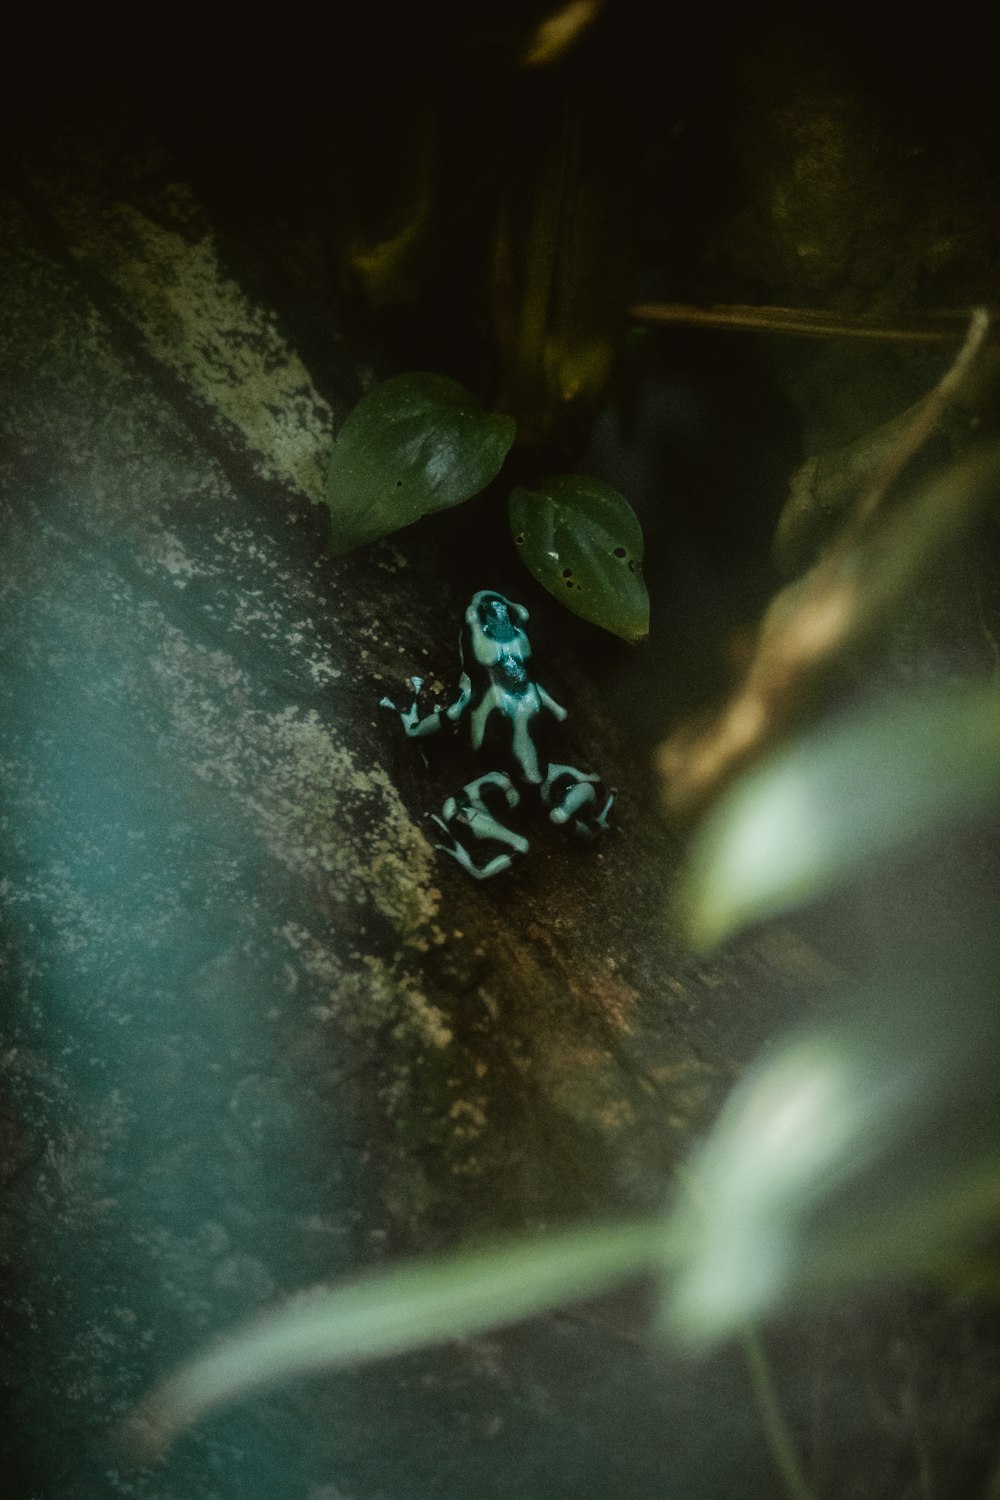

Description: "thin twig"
630 302 972 343
852 305 989 528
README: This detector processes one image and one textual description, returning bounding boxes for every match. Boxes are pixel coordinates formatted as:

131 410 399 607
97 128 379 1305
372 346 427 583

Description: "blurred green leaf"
325 373 516 554
510 474 649 640
660 970 1000 1346
679 680 1000 950
130 1220 666 1457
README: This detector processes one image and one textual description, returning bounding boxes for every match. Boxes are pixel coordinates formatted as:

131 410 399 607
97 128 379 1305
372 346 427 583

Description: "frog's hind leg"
431 771 529 880
542 763 615 842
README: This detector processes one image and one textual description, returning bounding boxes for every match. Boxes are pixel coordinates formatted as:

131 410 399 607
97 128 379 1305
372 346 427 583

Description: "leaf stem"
741 1325 820 1500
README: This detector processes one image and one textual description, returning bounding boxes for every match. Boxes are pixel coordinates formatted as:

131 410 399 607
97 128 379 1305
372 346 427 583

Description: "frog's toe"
576 788 615 839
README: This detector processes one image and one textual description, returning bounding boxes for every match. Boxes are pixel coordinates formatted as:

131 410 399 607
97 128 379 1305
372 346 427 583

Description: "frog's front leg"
542 763 615 842
380 675 442 738
381 673 471 740
537 683 568 725
431 771 529 880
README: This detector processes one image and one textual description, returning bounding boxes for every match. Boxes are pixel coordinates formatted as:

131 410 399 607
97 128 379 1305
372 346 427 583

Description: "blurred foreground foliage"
678 677 1000 949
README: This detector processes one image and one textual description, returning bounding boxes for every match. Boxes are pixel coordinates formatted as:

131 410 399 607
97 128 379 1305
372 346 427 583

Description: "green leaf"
128 1221 666 1457
325 372 516 554
660 971 1000 1346
510 474 649 641
678 681 1000 950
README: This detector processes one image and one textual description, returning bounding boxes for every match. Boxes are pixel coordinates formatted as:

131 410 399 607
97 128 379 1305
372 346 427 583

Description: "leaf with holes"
510 474 649 640
325 373 516 554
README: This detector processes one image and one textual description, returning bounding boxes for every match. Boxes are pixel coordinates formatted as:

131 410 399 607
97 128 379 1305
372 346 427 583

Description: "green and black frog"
381 590 614 879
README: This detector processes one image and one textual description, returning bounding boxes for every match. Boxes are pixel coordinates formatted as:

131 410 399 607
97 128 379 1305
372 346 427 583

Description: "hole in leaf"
562 568 573 578
514 533 525 545
395 480 403 488
613 546 627 558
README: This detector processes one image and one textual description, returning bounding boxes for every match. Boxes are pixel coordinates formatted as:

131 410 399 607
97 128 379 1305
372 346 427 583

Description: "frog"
380 590 614 879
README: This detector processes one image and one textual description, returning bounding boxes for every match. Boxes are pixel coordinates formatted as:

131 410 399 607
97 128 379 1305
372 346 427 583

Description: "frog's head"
464 591 531 674
467 591 528 644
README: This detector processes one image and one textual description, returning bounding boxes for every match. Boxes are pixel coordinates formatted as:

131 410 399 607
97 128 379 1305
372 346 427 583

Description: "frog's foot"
431 771 529 880
380 677 446 739
542 763 615 842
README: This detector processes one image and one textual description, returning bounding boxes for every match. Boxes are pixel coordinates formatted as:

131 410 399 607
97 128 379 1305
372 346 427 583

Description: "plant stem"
741 1325 819 1500
630 302 970 343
